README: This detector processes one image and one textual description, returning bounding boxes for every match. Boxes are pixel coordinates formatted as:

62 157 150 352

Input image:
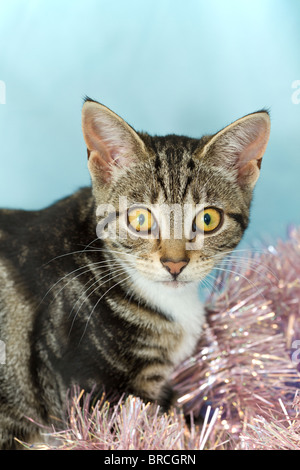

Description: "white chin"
159 280 192 288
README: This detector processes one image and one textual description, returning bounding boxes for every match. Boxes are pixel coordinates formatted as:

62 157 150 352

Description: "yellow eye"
194 207 223 233
127 207 156 233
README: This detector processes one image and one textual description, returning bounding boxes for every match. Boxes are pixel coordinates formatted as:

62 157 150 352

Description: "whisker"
213 266 266 300
78 273 133 345
38 259 126 307
216 254 278 281
81 237 102 251
219 259 276 282
45 247 141 265
66 264 124 319
200 273 219 297
92 248 142 259
68 267 131 338
212 248 267 259
67 263 125 321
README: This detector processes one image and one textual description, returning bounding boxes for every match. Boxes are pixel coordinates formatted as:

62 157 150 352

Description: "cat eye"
193 207 223 234
127 206 157 234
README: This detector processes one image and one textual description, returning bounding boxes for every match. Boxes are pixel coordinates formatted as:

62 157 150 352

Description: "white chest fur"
131 275 205 365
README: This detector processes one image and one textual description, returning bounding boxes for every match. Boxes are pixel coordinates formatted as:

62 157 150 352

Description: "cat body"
0 99 270 448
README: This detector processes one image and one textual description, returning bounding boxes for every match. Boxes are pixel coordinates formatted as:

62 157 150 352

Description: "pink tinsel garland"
172 227 300 448
24 228 300 450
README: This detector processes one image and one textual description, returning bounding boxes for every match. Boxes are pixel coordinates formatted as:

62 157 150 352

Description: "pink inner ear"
88 149 113 182
87 132 137 182
221 114 270 188
86 120 130 181
238 126 269 167
237 122 269 187
82 101 147 184
238 160 260 187
88 117 136 175
108 145 133 168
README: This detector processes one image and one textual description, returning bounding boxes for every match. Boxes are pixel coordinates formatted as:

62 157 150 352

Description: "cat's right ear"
82 99 147 183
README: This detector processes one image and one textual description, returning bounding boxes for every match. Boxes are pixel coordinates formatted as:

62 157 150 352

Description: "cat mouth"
159 280 192 288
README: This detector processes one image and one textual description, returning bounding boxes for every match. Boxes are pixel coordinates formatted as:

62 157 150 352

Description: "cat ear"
82 99 147 183
200 111 271 188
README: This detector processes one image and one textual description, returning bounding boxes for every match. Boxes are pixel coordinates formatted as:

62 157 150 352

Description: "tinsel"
172 226 300 449
24 227 300 450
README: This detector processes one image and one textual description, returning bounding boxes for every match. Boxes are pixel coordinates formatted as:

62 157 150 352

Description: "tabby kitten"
0 98 270 448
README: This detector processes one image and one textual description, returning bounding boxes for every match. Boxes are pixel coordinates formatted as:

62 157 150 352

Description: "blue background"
0 0 299 248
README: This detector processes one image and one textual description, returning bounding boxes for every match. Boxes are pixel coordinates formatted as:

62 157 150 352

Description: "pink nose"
160 258 189 276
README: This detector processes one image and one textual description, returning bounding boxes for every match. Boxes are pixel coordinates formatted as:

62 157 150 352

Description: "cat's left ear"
199 111 271 188
82 99 147 183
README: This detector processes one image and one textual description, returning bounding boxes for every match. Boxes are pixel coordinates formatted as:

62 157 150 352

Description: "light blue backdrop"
0 0 299 248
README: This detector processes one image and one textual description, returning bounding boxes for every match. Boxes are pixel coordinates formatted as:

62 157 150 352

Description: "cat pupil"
204 213 211 225
138 214 145 225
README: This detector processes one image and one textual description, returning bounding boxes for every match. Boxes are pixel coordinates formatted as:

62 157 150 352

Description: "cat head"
82 98 270 288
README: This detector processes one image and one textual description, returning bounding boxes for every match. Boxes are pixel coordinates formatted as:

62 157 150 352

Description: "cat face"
82 99 270 289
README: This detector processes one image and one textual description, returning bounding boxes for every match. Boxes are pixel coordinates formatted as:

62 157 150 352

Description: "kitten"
0 98 270 448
